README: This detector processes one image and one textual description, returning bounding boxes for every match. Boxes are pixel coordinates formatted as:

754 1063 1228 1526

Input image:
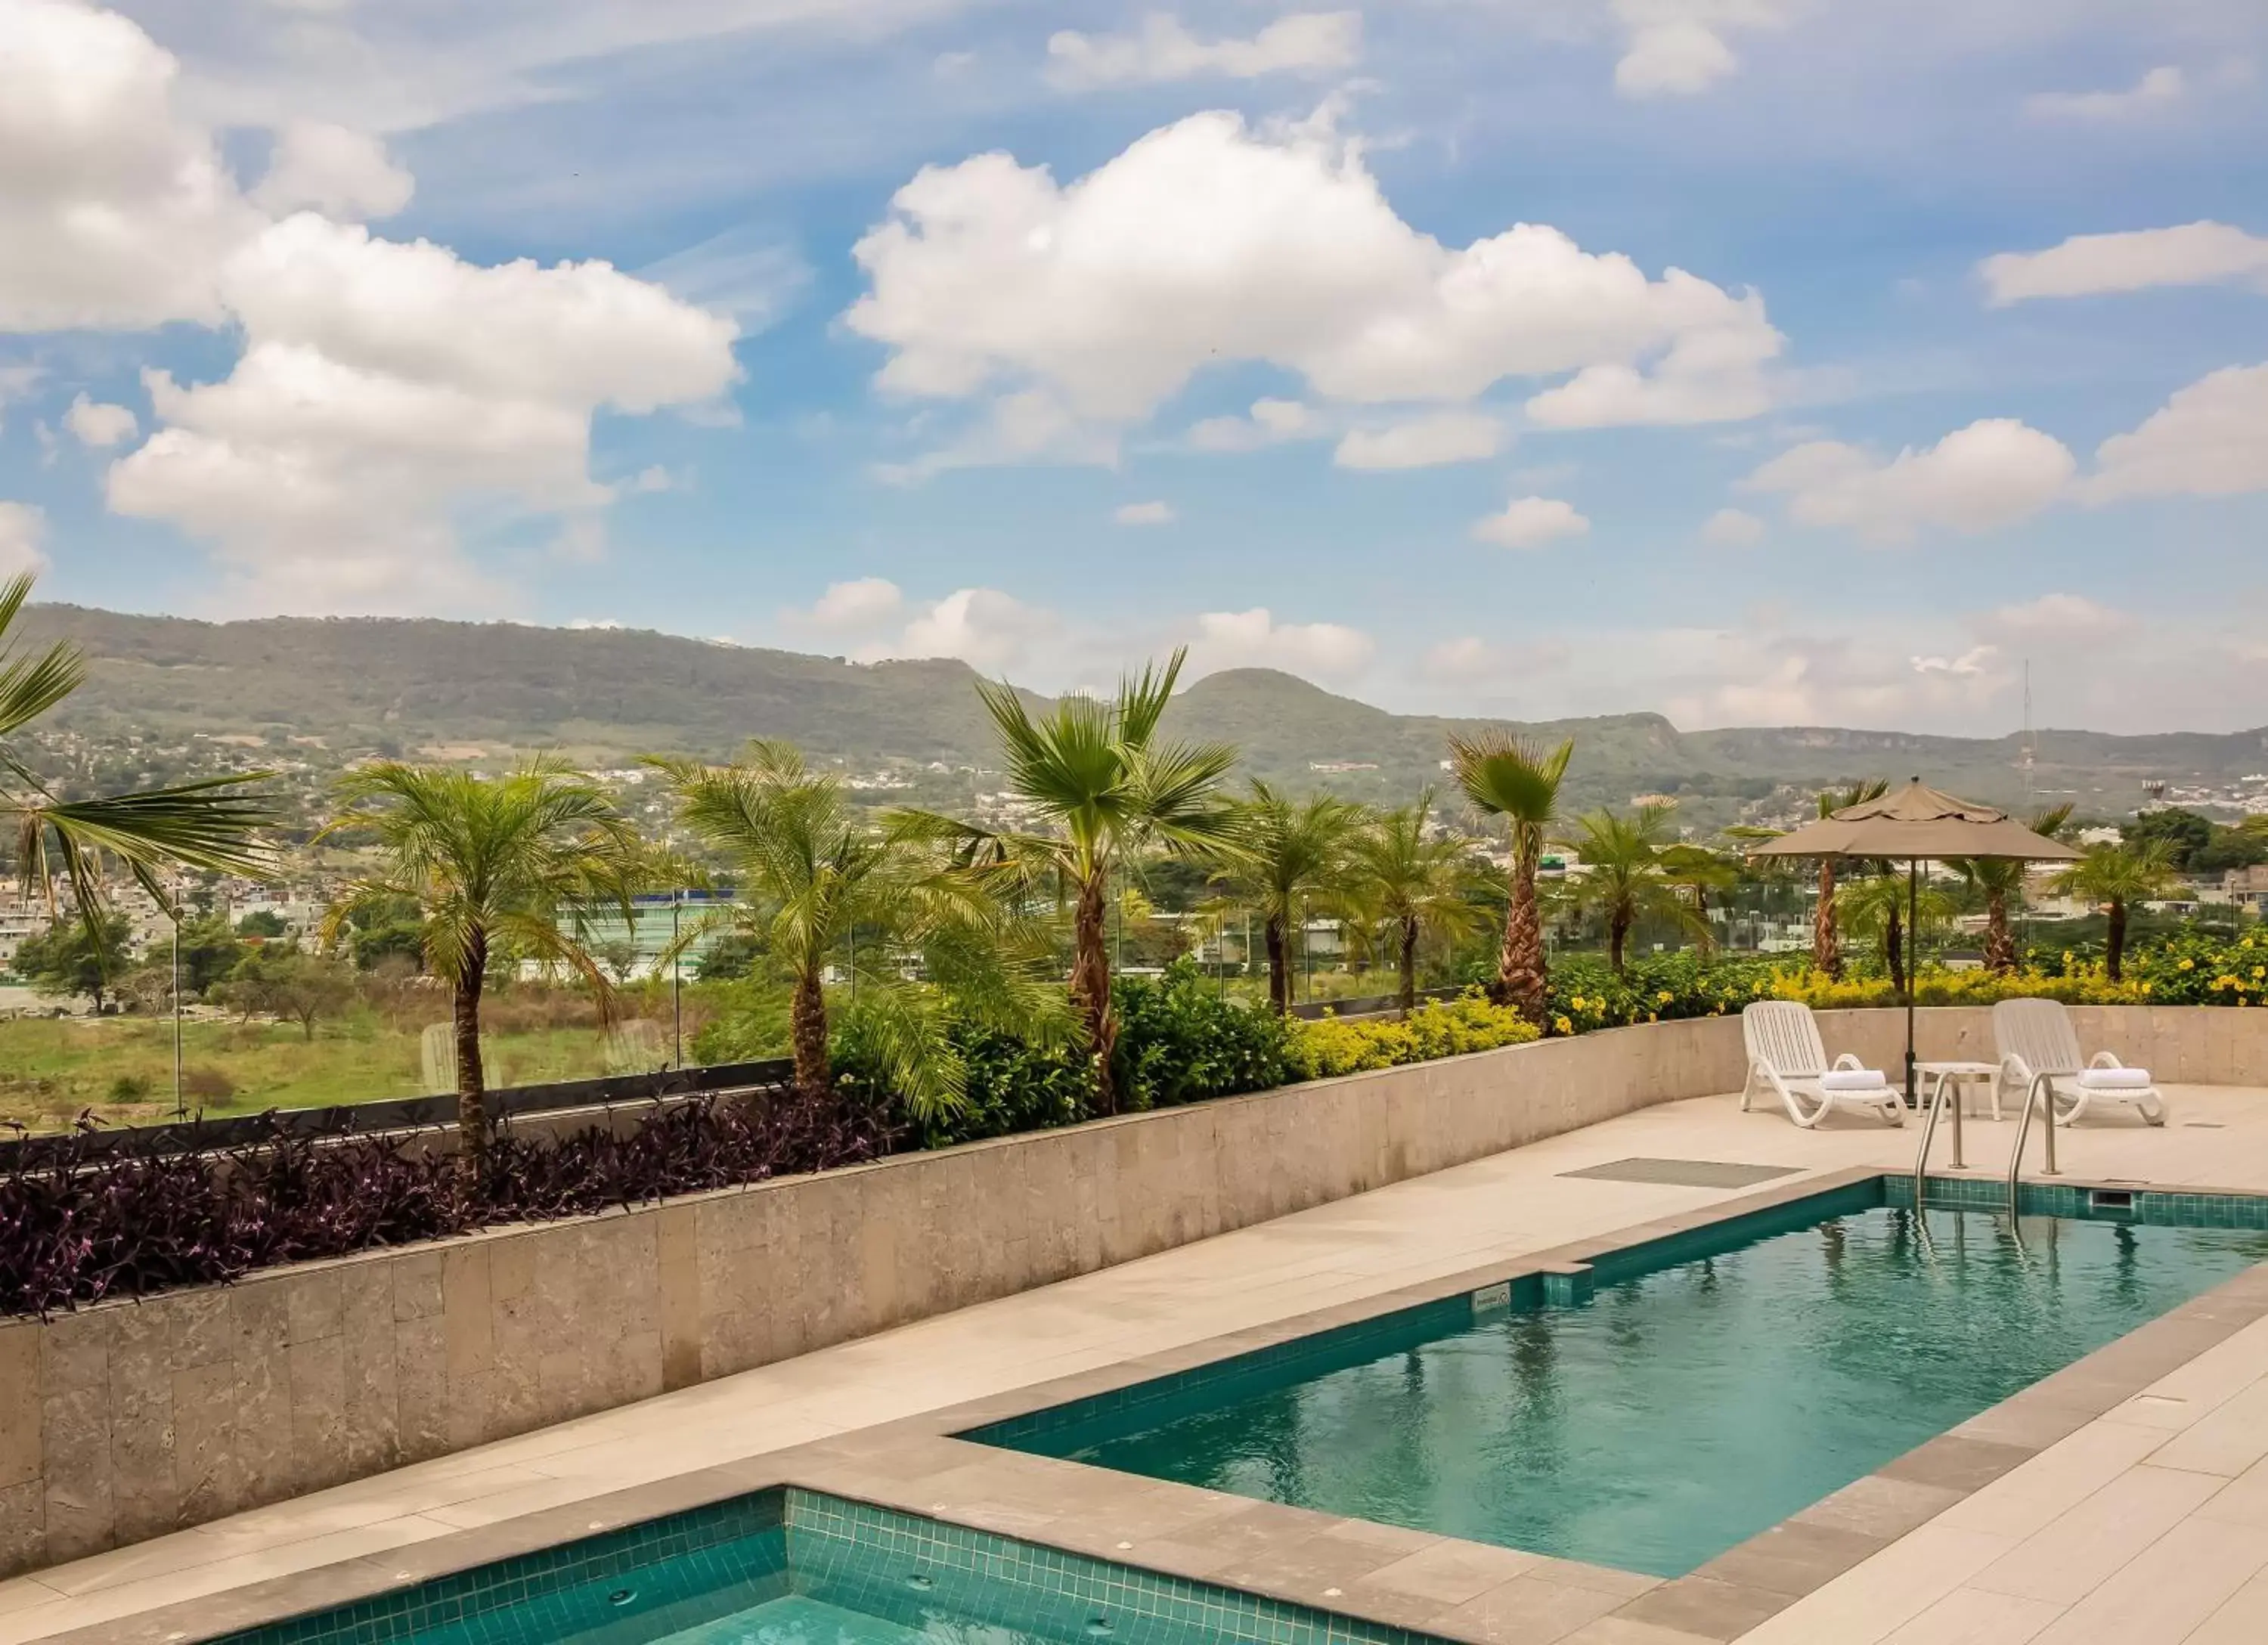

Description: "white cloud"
1187 398 1325 452
1419 635 1514 683
1980 222 2268 305
1046 12 1362 88
0 501 48 576
1743 419 2075 541
1471 495 1590 550
1611 1 1796 99
2087 362 2268 501
107 215 740 611
1334 411 1504 470
2026 65 2184 121
64 394 138 448
0 0 262 330
785 576 906 634
1188 607 1375 679
1114 500 1176 525
1979 593 2134 643
844 108 1780 469
637 225 813 329
898 587 1057 671
628 464 674 493
1701 506 1765 545
1909 645 1999 678
250 120 414 220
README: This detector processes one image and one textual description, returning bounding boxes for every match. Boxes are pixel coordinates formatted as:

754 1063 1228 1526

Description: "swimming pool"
974 1179 2268 1578
211 1486 1447 1645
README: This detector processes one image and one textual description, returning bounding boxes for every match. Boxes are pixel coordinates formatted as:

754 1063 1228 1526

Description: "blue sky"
2 0 2265 736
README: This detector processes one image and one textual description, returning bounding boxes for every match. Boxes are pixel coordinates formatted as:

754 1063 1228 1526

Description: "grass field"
0 1010 664 1132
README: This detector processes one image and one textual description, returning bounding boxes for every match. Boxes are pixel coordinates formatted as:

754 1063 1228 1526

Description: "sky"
2 0 2266 738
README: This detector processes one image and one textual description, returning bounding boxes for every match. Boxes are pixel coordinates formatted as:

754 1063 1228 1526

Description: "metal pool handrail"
2006 1070 2062 1217
1911 1068 1970 1213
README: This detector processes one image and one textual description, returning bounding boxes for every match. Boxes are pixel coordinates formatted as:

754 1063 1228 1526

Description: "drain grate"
1557 1157 1802 1189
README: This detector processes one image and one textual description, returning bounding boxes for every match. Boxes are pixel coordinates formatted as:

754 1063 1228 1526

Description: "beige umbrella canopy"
1745 780 2082 1104
1747 780 2084 865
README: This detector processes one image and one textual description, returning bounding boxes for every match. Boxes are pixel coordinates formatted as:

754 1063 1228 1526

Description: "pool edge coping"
39 1162 2268 1645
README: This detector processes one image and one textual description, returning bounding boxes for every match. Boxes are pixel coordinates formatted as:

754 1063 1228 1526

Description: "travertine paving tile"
1967 1464 2226 1605
1875 1586 2062 1645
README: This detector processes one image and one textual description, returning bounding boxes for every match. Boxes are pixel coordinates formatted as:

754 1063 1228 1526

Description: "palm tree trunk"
2106 897 2127 983
1814 860 1841 978
1885 906 1905 996
1984 891 2015 974
1610 907 1630 975
1071 870 1118 1113
1264 916 1290 1015
790 968 829 1102
453 928 488 1190
1399 915 1418 1018
1497 832 1547 1025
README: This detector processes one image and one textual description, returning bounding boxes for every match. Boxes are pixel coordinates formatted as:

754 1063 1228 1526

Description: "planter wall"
3 1005 2260 1578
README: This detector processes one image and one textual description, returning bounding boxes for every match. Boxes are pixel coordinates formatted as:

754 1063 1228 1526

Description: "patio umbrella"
1745 780 2083 1105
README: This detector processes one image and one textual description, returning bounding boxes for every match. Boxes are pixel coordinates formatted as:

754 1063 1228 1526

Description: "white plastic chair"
1993 998 2167 1127
1740 1002 1904 1128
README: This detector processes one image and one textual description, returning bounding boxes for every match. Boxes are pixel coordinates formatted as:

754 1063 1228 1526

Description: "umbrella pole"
1905 857 1919 1108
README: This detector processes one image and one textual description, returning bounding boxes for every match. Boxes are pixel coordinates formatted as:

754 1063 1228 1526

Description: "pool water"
640 1593 1041 1643
987 1198 2268 1578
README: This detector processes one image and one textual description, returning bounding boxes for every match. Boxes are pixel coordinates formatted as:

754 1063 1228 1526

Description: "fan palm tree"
321 757 645 1179
1561 804 1699 974
1448 732 1572 1024
1212 780 1365 1014
1345 789 1485 1015
2052 840 2179 982
1656 843 1738 958
1833 872 1955 996
1950 804 2073 974
650 740 1058 1116
1734 779 1890 978
0 574 273 932
905 650 1239 1114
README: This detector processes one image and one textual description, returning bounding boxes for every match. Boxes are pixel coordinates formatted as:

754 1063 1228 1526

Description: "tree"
1345 789 1483 1015
909 652 1240 1114
2122 807 2214 871
1656 843 1738 957
1448 732 1572 1024
1210 780 1365 1015
222 945 357 1039
15 916 132 1011
1950 804 2072 974
1560 804 1699 974
654 739 1055 1114
175 915 247 996
236 909 288 938
0 572 271 956
321 758 644 1179
2053 841 2179 982
1834 872 1954 995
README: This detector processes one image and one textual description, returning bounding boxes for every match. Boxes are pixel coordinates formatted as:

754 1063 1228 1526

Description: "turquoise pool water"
218 1487 1433 1645
983 1190 2268 1578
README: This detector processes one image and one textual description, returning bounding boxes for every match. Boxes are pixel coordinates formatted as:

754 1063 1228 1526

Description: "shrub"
1287 992 1538 1080
1113 962 1292 1111
182 1065 236 1101
107 1073 153 1103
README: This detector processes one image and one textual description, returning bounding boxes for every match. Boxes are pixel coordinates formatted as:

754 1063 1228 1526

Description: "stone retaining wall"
2 1005 2259 1577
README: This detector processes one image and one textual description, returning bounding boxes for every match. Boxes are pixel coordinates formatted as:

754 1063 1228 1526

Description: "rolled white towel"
1819 1067 1889 1092
2078 1066 2152 1089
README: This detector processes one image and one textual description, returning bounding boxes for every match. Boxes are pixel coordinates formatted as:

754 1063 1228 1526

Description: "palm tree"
1951 804 2072 974
651 740 1055 1116
911 650 1240 1114
2052 840 2178 982
1734 779 1890 978
1346 789 1484 1015
1833 872 1955 995
1213 780 1365 1014
0 574 272 932
1448 733 1572 1024
1656 843 1738 957
1561 804 1699 974
321 757 644 1179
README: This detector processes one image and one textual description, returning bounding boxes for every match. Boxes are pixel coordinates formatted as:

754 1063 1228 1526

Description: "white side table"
1916 1060 2002 1173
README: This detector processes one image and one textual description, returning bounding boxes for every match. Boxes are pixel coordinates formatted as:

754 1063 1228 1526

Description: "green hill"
20 606 2265 826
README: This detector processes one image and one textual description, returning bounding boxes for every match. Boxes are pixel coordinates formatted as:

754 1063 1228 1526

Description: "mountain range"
23 605 2265 826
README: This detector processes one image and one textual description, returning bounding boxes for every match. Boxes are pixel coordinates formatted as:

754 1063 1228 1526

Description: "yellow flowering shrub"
1288 992 1540 1080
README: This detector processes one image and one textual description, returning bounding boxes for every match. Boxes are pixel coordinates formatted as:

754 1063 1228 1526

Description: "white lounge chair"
1993 998 2167 1127
1740 1002 1904 1128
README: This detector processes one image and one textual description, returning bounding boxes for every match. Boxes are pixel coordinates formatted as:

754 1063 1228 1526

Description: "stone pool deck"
6 1084 2268 1645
